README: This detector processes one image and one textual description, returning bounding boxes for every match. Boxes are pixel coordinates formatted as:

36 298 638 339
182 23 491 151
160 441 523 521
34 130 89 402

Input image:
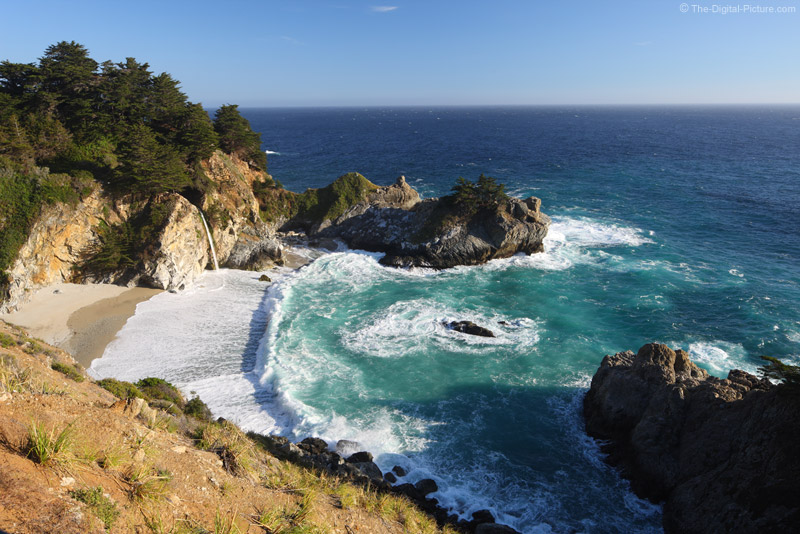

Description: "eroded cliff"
584 343 800 533
1 151 283 313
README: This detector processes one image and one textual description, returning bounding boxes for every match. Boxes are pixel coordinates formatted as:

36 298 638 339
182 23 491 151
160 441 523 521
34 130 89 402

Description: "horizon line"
205 102 800 110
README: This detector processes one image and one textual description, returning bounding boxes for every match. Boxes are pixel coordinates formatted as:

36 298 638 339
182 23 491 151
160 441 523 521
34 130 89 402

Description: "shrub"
51 361 85 382
0 332 14 348
135 377 184 407
96 378 143 399
69 486 120 530
184 396 212 421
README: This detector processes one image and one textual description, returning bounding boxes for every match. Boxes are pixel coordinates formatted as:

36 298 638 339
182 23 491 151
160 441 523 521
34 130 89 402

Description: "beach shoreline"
0 283 161 368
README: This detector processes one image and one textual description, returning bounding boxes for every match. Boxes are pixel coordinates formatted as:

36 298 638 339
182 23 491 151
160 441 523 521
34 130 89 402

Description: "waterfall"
199 211 220 270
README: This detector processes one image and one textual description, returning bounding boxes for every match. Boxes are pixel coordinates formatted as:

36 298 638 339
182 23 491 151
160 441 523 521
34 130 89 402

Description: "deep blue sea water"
92 106 800 533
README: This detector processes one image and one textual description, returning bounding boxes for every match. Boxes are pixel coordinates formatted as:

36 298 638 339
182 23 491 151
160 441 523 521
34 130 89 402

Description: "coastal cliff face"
200 151 282 270
0 152 283 313
310 176 550 268
584 343 800 533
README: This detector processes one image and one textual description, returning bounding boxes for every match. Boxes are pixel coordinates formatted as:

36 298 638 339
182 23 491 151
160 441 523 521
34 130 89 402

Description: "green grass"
25 419 75 464
69 486 120 530
51 361 85 382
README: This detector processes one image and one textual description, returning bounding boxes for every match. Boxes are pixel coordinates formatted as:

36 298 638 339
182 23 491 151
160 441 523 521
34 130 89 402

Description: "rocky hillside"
0 151 282 314
583 343 800 533
0 320 463 534
265 174 550 269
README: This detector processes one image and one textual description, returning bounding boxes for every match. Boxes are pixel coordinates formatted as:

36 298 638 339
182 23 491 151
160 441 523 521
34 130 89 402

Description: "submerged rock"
584 343 800 533
445 321 496 338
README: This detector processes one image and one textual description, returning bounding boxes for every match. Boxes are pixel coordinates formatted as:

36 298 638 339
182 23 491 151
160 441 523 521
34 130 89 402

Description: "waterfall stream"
199 211 219 270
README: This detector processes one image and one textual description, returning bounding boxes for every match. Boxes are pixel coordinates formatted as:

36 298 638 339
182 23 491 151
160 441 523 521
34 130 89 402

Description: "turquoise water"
92 107 800 533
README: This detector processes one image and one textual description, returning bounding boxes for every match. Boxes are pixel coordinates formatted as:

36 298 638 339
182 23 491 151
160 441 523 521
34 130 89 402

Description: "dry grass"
199 421 257 477
123 463 171 501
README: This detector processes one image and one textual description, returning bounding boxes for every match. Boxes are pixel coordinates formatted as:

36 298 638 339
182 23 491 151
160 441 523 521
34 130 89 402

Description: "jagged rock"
471 509 496 525
584 343 800 533
346 451 374 463
303 176 549 269
445 321 496 338
298 437 328 455
110 397 145 418
352 461 383 482
258 274 271 282
1 152 282 314
415 478 438 495
201 151 283 268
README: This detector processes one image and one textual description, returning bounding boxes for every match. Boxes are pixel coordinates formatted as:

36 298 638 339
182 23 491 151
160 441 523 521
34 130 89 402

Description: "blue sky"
2 0 799 106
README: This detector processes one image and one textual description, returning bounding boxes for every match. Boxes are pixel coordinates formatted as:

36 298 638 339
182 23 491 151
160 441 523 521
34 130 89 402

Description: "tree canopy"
0 41 265 282
213 104 266 171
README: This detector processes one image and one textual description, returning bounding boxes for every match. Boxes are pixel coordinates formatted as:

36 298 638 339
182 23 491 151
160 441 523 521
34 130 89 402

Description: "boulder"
392 465 408 477
352 461 383 482
584 343 800 533
471 509 495 525
445 321 496 338
346 451 374 463
298 437 328 455
415 478 438 495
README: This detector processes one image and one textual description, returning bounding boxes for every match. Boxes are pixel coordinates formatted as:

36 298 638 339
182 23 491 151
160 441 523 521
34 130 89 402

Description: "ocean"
90 106 800 533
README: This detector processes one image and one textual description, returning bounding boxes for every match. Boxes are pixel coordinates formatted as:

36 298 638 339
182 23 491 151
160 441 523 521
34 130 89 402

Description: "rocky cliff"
583 343 800 533
303 176 550 269
0 151 283 313
200 152 282 270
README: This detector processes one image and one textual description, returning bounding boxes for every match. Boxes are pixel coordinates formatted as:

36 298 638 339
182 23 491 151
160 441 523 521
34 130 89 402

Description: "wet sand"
1 283 161 368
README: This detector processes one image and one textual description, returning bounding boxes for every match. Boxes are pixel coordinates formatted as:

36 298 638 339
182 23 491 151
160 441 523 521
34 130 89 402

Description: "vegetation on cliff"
0 42 272 290
759 355 800 390
415 174 510 242
254 172 379 228
0 321 460 534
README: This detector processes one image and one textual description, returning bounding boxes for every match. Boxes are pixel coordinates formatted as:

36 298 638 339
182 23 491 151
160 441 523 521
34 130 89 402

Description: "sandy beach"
0 283 161 368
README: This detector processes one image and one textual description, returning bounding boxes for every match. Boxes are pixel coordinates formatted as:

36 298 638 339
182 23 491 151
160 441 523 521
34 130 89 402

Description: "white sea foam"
265 149 281 155
340 299 540 358
681 340 759 376
480 215 654 273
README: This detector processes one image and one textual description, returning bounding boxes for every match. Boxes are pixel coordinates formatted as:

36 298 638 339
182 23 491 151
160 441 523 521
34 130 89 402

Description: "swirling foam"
340 299 540 358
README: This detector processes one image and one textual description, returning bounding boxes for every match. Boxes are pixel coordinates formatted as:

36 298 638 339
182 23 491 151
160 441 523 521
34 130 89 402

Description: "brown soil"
0 321 453 534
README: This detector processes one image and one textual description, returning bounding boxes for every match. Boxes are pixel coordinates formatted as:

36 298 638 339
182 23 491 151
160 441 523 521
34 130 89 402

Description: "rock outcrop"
309 176 550 269
584 343 800 533
1 152 283 313
200 151 282 270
